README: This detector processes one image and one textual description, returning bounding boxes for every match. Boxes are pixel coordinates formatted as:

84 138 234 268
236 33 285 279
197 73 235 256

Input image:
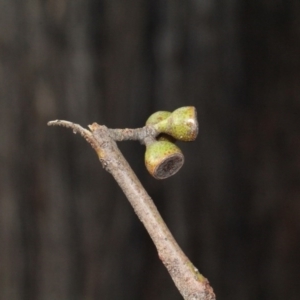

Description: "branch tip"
47 119 93 140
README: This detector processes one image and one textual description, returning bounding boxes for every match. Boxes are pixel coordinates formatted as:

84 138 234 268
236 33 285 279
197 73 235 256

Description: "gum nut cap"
145 141 184 179
155 106 199 141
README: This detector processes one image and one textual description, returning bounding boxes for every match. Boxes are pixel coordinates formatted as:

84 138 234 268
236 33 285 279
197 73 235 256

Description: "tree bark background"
0 0 299 299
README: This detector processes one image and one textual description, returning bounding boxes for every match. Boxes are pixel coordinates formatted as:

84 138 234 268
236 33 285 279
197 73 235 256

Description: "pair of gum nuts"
145 106 198 179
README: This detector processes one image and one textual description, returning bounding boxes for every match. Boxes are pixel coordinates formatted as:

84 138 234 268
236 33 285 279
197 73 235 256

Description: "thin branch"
108 126 157 142
48 120 215 300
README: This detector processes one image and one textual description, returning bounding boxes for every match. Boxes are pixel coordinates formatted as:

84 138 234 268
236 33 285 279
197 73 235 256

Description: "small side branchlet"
49 107 199 179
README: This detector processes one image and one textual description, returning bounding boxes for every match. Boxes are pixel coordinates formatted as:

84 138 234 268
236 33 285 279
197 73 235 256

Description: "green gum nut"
145 140 184 179
145 111 176 143
153 106 198 141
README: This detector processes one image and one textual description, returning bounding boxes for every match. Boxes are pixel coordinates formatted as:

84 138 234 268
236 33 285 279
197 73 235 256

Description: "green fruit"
146 111 172 125
153 106 198 141
145 140 184 179
146 111 176 143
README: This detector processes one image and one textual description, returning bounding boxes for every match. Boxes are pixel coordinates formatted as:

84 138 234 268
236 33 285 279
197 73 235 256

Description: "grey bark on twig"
48 120 216 300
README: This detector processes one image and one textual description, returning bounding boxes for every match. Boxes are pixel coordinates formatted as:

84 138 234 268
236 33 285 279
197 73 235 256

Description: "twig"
48 120 215 300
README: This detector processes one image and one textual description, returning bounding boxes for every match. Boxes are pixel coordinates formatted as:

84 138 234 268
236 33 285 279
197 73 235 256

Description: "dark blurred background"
0 0 300 299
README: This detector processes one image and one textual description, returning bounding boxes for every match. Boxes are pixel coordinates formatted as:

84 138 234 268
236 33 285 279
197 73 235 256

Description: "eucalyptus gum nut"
145 141 184 179
146 111 172 125
145 111 176 143
156 134 176 143
154 106 199 141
